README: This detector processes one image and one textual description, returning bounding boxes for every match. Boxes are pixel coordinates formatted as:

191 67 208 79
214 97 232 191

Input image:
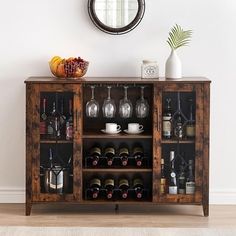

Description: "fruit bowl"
49 56 89 79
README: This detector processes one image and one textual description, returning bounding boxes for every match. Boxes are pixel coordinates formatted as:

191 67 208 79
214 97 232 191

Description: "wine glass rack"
25 76 210 216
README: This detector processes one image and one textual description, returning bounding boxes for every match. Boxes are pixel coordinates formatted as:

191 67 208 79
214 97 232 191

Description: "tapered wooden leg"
25 202 32 216
203 203 209 217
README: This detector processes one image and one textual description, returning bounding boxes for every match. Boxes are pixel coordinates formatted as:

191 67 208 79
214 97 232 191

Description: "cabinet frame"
25 77 210 216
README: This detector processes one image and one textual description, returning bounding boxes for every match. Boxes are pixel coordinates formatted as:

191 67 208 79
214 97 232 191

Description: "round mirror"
88 0 145 35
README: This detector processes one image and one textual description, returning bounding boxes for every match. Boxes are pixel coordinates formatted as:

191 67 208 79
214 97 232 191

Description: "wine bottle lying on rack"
119 178 129 199
133 146 144 167
89 178 101 199
90 146 102 166
104 146 115 166
118 146 129 166
133 178 144 199
104 178 115 199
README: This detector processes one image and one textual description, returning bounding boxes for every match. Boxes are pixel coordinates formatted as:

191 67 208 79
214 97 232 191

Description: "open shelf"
83 168 152 173
82 132 152 139
161 139 195 144
40 140 73 144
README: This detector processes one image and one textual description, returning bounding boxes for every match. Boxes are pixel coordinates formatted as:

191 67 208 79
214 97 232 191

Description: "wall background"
0 0 235 204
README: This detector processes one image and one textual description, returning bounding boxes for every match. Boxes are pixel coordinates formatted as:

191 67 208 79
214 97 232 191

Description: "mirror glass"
88 0 145 34
94 0 139 29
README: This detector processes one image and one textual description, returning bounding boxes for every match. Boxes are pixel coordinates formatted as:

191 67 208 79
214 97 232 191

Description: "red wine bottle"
133 178 144 199
104 146 115 166
118 147 129 166
119 178 129 199
90 146 101 166
133 146 144 167
89 178 101 199
104 178 115 199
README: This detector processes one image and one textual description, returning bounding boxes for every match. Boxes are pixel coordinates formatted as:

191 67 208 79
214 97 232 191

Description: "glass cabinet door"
31 84 82 202
153 84 203 203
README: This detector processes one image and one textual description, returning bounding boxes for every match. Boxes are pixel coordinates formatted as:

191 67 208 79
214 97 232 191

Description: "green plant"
167 24 192 50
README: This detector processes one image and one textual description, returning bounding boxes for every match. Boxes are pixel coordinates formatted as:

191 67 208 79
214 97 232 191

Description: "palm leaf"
167 24 192 50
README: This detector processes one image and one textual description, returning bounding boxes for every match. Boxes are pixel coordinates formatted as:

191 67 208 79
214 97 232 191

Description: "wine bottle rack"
25 77 210 216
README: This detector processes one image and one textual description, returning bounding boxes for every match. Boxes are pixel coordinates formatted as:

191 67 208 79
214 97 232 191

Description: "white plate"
124 129 144 134
101 129 122 135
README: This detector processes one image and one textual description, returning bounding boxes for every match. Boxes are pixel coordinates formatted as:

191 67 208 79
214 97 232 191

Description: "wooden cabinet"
25 77 210 216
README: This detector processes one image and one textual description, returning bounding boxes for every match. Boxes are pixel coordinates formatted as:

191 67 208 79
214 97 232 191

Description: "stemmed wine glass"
135 86 149 118
119 86 133 118
86 85 99 118
102 86 116 118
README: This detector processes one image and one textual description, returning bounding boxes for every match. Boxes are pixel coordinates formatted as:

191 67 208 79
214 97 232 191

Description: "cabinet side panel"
203 83 210 216
26 84 40 210
195 85 204 203
73 85 83 201
30 85 41 198
152 85 162 202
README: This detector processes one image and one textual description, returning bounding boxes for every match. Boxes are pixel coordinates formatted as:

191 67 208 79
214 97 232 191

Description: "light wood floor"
0 204 235 228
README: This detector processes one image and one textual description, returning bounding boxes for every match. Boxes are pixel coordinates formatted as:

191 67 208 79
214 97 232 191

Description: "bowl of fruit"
49 56 89 79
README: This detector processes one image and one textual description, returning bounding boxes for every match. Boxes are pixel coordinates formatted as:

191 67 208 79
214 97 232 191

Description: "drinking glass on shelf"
102 86 116 118
119 86 133 118
86 85 99 118
135 86 149 118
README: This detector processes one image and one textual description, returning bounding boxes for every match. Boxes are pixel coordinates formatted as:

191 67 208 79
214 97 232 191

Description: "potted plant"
165 24 192 79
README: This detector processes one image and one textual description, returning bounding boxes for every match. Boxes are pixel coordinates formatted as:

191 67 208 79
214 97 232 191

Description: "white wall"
0 0 235 204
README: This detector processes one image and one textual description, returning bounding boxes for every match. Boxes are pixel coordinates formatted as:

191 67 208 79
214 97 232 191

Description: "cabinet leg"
25 202 32 216
115 204 119 213
203 204 209 217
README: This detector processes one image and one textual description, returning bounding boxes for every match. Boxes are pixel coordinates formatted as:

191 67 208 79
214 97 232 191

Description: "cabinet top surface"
25 76 211 84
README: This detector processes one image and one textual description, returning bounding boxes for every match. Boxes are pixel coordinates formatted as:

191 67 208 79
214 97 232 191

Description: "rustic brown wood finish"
25 77 211 216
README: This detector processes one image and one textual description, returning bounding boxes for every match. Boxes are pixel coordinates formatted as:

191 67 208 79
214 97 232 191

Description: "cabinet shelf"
161 139 195 144
82 168 152 173
40 140 73 144
82 132 152 139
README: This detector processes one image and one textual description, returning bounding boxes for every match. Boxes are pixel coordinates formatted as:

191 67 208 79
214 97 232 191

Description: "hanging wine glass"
102 86 116 118
86 85 99 118
135 86 149 118
119 86 133 118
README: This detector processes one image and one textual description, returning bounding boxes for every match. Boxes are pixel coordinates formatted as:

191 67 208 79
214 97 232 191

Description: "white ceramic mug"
105 123 121 133
127 123 143 132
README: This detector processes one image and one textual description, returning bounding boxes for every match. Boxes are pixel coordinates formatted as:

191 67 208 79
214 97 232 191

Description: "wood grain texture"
152 84 162 202
203 83 210 216
194 85 204 204
25 77 211 84
25 78 210 216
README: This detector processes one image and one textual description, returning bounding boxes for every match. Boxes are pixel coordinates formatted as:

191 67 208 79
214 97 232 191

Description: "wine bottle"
186 160 195 194
59 98 66 134
174 94 184 139
133 146 144 167
40 98 47 135
89 178 101 199
118 147 129 166
47 101 60 138
186 99 195 138
104 146 115 166
104 178 115 199
119 178 129 199
160 158 167 194
178 160 186 194
133 178 144 199
66 99 73 140
169 151 178 194
90 146 101 166
162 98 172 139
174 113 184 139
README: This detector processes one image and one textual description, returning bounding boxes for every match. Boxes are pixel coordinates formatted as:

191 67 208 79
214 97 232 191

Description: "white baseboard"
0 188 235 204
0 188 25 203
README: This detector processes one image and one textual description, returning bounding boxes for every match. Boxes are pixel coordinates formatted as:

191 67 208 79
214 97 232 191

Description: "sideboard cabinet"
25 77 210 216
